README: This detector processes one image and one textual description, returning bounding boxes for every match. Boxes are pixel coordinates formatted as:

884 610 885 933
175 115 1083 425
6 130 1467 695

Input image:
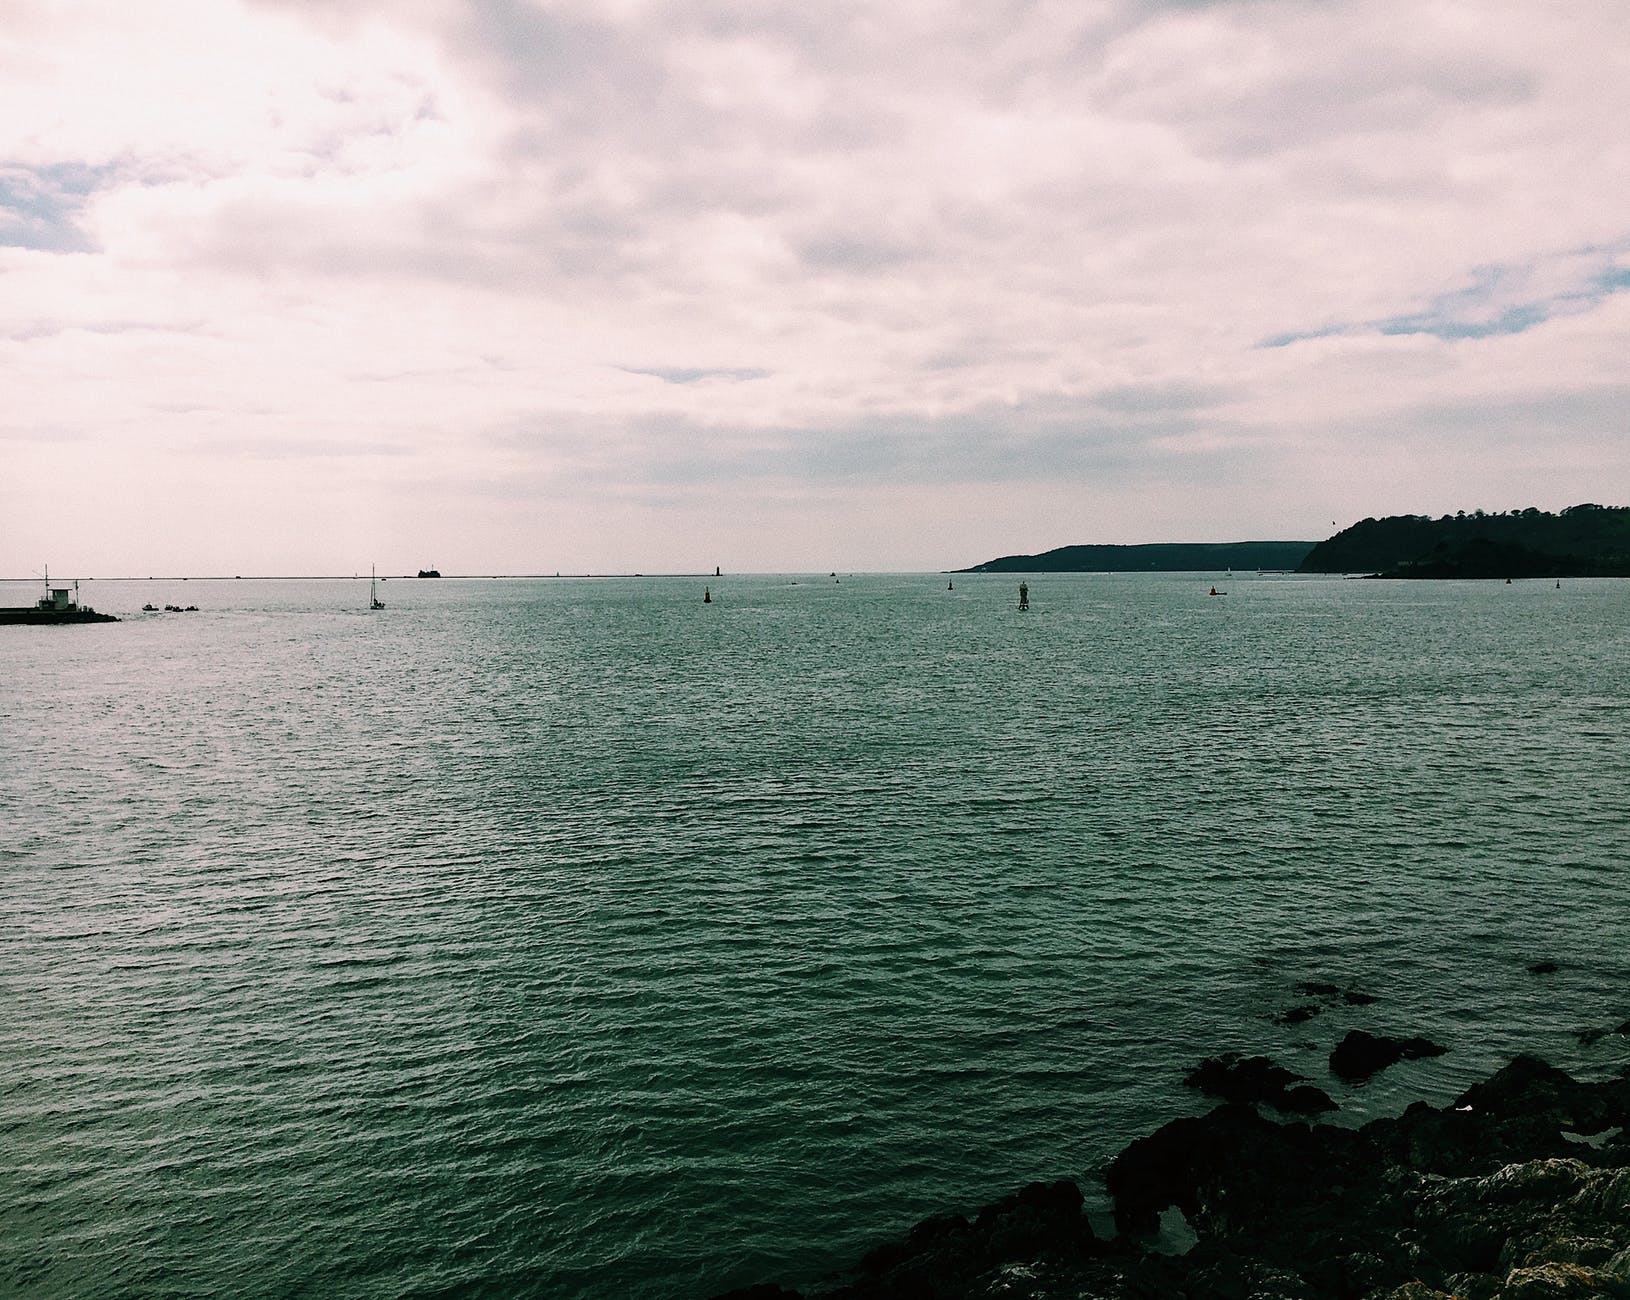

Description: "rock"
1280 1084 1339 1115
1529 961 1561 975
727 1055 1630 1300
829 1179 1099 1298
1182 1054 1338 1115
1182 1256 1311 1298
1107 1105 1279 1236
972 1179 1093 1265
1454 1055 1630 1132
1286 981 1378 1010
1185 1053 1301 1102
1497 1260 1630 1298
1363 1056 1630 1183
1331 1030 1448 1081
1274 1002 1323 1025
711 1287 804 1300
1105 1103 1382 1240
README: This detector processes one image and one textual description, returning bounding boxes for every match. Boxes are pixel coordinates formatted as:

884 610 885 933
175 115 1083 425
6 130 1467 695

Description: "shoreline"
715 1043 1630 1300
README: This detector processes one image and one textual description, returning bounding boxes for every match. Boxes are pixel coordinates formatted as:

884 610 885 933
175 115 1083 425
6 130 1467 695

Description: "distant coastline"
0 573 723 582
1299 504 1630 578
955 541 1315 574
962 503 1630 578
13 504 1630 583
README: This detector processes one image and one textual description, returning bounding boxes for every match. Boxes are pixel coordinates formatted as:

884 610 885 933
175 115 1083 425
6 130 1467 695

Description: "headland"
959 504 1630 579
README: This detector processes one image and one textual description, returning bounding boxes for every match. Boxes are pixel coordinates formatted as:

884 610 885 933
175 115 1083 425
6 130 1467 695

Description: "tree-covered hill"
1298 504 1630 577
957 541 1315 573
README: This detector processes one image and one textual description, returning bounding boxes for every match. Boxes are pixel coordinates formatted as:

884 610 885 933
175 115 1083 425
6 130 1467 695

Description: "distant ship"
371 565 385 610
417 568 441 578
0 570 119 624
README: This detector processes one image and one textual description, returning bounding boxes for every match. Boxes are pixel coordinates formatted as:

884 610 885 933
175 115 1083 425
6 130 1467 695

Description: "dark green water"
3 573 1627 1297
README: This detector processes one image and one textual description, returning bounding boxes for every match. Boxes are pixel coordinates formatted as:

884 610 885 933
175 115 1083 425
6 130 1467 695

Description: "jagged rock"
1280 1084 1339 1114
823 1179 1098 1299
1185 1054 1296 1101
1455 1055 1630 1135
1182 1054 1337 1115
1106 1105 1275 1236
1362 1057 1630 1182
1283 981 1378 1019
725 1057 1630 1300
1181 1255 1311 1298
1331 1030 1448 1080
1497 1260 1630 1297
1105 1103 1383 1242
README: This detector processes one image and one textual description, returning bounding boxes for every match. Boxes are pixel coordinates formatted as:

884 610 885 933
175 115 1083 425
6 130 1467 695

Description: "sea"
2 571 1627 1299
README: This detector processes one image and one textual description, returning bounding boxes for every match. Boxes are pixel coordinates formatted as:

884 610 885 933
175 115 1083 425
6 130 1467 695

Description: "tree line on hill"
1298 504 1630 577
958 541 1316 573
957 505 1630 578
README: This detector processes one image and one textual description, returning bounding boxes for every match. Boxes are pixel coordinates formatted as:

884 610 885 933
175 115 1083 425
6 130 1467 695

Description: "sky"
2 0 1627 575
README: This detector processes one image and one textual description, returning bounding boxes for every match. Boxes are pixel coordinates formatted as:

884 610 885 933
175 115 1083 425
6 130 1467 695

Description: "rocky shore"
715 1050 1630 1299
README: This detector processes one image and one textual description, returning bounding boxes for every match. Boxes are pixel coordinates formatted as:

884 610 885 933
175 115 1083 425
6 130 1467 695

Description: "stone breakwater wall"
716 1054 1630 1300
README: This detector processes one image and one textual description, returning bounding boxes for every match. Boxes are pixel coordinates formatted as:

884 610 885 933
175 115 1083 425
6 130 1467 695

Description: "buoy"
1018 582 1029 610
703 587 711 603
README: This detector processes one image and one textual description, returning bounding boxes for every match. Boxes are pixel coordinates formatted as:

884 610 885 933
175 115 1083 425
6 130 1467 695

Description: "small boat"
370 565 385 610
0 569 119 624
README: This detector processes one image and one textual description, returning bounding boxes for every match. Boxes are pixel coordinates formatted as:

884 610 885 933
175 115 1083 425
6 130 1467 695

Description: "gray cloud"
619 366 772 385
484 382 1245 496
8 1 1630 570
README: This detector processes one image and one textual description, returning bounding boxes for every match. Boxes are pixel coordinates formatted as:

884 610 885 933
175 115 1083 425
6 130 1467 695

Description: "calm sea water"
3 572 1627 1298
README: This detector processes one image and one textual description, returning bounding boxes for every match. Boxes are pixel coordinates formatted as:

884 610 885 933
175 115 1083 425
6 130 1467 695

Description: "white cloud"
2 0 1627 573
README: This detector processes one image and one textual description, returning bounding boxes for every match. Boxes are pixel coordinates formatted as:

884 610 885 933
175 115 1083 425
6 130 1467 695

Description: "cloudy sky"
3 0 1626 574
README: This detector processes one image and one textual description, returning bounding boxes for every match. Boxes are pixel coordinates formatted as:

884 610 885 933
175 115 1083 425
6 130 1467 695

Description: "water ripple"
3 574 1628 1298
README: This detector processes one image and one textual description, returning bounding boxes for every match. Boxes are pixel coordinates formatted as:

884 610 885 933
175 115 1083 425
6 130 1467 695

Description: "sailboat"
370 565 385 610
